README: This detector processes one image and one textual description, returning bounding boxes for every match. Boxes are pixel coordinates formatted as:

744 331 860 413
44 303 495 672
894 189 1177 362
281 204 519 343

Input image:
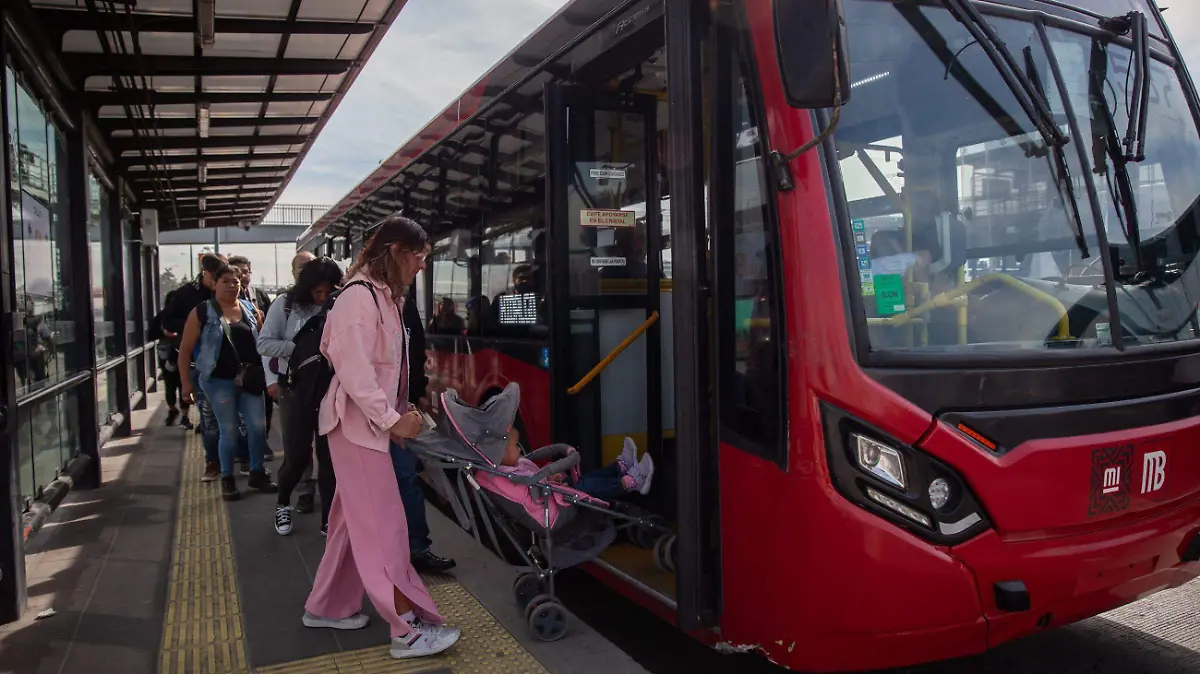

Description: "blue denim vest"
194 299 259 378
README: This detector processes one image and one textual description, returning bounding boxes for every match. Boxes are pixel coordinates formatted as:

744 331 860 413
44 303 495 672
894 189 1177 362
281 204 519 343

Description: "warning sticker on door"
590 256 627 267
589 168 627 180
581 209 636 228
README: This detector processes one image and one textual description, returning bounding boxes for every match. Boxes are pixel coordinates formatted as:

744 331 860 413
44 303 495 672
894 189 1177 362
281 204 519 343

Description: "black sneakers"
247 470 278 494
296 492 315 514
411 550 456 574
221 476 240 501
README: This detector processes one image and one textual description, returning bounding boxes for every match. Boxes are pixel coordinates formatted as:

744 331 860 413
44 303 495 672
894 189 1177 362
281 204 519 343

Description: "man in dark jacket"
390 285 456 573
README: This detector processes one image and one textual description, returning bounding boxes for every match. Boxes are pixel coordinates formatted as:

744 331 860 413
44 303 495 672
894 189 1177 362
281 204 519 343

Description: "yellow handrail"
868 273 1073 341
568 311 660 395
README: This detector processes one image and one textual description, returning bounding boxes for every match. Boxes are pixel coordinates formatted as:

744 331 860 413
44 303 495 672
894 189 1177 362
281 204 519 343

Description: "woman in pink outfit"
302 215 461 660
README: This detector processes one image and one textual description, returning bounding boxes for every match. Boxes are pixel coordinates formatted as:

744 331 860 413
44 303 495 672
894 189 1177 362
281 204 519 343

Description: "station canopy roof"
29 0 406 231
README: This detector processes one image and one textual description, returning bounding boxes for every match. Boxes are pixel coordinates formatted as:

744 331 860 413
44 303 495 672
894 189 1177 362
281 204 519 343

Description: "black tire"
528 601 568 642
513 573 545 608
524 593 555 622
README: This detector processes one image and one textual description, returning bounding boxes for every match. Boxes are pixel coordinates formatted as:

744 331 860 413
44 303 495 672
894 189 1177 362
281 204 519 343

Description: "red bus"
298 0 1200 670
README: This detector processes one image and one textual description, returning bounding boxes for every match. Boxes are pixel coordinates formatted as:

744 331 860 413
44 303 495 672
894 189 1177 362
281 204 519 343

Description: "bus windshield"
824 0 1200 355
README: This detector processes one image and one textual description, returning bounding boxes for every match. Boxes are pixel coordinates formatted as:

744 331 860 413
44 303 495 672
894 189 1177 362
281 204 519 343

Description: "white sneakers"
390 620 462 659
617 437 638 473
302 612 369 630
303 611 461 660
626 453 655 495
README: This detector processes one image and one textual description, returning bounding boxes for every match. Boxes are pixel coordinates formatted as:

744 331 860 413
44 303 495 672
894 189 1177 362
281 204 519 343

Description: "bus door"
545 84 676 594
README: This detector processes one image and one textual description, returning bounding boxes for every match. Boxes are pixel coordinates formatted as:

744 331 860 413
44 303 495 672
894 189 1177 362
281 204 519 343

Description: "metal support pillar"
69 116 101 491
110 179 131 436
0 22 26 625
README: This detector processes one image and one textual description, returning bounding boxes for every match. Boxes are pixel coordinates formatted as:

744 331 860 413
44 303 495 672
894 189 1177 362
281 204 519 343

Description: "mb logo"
1141 450 1167 495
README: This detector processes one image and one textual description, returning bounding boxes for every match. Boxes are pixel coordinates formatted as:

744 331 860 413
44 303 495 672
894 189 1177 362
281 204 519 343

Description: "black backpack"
283 280 381 412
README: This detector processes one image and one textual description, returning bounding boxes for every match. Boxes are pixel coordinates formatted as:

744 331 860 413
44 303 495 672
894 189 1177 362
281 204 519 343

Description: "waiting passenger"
178 265 277 500
302 215 460 660
260 257 343 535
429 297 466 335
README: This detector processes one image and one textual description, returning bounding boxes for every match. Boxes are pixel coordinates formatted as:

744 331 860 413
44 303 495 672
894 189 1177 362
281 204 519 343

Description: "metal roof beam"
100 116 318 132
114 134 307 151
41 10 377 35
129 165 288 180
87 91 333 107
137 176 280 190
64 55 354 78
119 151 299 167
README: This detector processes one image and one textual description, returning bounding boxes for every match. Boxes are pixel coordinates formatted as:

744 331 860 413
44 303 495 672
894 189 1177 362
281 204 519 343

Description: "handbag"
215 301 267 396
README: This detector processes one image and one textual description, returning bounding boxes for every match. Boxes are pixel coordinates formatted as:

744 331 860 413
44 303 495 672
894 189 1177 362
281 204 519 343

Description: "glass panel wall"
5 65 90 509
6 66 80 398
89 172 117 361
123 214 142 349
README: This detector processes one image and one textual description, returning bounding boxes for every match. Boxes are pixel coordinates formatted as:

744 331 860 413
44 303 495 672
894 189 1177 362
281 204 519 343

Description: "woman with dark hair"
178 265 277 501
301 215 460 659
260 256 344 535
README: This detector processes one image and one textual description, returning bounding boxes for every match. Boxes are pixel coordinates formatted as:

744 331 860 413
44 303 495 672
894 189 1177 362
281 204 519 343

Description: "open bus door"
543 82 678 598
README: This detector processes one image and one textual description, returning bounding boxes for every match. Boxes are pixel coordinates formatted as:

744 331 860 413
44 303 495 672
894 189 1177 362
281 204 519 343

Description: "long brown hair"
346 214 429 301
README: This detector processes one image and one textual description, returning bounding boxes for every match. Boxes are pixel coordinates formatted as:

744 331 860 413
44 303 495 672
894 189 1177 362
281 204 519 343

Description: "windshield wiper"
941 0 1068 149
1099 12 1151 162
1088 37 1144 273
1023 45 1089 258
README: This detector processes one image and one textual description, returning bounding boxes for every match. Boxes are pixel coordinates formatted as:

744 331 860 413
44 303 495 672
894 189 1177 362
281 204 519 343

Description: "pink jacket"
318 273 409 452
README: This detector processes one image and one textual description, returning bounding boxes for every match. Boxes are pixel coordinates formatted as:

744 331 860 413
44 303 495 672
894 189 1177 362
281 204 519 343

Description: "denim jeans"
190 368 220 464
574 463 625 501
389 441 431 555
199 376 267 477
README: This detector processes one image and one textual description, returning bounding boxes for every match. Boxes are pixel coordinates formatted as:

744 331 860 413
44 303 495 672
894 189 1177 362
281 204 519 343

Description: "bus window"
482 222 546 336
428 240 472 337
717 48 785 461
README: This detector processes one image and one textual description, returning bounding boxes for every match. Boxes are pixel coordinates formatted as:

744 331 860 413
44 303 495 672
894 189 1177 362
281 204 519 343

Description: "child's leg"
573 463 626 501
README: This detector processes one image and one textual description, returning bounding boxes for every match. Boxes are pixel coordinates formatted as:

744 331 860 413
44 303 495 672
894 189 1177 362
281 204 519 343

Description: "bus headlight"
854 434 906 489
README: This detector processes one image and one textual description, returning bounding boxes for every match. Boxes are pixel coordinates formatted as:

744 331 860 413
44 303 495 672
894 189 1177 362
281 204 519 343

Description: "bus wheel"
513 572 545 608
528 601 568 642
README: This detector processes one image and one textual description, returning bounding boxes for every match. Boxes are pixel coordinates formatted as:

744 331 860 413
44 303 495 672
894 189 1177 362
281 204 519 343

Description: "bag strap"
338 280 383 324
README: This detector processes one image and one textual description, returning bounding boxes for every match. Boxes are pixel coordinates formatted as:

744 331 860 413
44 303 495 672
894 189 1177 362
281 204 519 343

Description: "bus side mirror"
774 0 852 109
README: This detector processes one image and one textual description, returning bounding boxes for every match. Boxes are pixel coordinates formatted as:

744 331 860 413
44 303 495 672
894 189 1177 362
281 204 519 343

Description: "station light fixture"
198 217 207 229
198 196 207 211
197 101 210 139
198 163 208 184
197 0 216 49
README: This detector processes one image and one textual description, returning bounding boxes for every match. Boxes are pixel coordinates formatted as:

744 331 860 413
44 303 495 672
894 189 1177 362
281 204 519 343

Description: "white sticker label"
589 168 627 179
590 256 627 267
581 209 637 228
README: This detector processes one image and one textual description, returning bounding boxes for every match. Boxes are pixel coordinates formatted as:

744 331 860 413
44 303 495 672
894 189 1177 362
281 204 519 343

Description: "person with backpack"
260 257 344 535
302 215 460 660
178 264 278 501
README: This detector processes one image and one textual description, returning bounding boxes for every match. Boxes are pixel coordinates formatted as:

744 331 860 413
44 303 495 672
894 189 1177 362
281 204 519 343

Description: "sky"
179 0 1200 291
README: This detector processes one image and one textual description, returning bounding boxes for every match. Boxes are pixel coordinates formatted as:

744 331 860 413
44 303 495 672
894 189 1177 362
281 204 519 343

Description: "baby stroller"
407 382 675 642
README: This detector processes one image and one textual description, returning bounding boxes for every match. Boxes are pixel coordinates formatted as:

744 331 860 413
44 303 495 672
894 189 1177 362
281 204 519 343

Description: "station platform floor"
0 392 646 674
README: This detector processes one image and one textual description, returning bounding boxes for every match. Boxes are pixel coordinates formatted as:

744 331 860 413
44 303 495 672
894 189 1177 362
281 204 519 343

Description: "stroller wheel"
630 514 668 549
513 572 546 608
524 593 555 622
653 535 669 572
528 601 568 642
665 535 677 572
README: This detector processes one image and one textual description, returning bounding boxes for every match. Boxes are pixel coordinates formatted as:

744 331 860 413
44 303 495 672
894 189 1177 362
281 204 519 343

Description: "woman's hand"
181 383 195 406
389 410 423 440
267 384 280 400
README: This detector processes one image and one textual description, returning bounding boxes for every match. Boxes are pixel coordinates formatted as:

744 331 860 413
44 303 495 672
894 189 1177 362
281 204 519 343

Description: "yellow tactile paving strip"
160 431 250 674
160 431 549 673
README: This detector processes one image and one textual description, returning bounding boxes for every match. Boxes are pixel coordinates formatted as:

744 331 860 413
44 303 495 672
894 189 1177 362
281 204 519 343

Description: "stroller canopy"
438 382 520 466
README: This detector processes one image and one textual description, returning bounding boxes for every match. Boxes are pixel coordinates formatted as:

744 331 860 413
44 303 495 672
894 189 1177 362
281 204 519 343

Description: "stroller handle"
505 451 581 487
